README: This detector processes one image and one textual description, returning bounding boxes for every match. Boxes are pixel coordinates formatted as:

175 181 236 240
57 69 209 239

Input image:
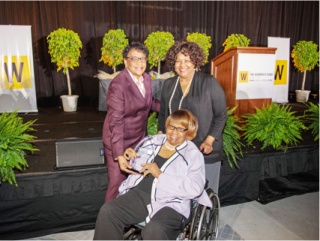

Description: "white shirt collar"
127 69 144 84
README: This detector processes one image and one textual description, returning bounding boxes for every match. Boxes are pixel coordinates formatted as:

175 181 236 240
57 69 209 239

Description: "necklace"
168 70 195 114
164 141 176 151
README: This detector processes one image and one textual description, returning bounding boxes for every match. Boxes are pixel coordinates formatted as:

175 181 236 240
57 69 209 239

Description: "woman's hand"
199 135 215 154
117 156 134 174
124 147 139 160
141 163 162 178
118 148 140 175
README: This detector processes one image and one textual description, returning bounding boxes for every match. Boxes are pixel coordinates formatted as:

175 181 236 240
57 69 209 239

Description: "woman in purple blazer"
103 42 160 201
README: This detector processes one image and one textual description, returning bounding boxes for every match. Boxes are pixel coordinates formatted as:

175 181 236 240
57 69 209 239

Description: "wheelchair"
123 187 220 240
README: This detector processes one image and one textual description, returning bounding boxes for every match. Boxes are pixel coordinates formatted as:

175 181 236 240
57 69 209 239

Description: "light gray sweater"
118 134 212 221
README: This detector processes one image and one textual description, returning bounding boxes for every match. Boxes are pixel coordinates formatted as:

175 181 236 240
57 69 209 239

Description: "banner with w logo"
0 25 37 113
268 37 290 103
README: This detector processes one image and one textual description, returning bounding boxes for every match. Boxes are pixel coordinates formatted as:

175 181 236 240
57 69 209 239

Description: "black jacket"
158 71 227 163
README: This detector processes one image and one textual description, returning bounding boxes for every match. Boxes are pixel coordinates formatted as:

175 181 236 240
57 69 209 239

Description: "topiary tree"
0 111 38 186
186 32 212 64
222 33 250 52
144 31 175 74
47 28 82 96
100 29 129 74
291 40 319 91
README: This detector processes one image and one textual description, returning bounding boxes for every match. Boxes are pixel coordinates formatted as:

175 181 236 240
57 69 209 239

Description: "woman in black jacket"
158 40 227 194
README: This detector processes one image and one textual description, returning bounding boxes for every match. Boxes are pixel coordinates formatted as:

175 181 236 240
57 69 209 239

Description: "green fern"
147 112 158 136
242 103 307 151
223 107 244 169
0 111 38 186
303 102 319 141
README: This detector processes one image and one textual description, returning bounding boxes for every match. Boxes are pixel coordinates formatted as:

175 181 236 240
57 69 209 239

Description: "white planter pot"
60 95 79 112
295 90 311 102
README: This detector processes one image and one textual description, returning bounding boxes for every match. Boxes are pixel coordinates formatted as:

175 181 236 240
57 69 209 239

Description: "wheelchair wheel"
189 201 202 240
189 188 220 240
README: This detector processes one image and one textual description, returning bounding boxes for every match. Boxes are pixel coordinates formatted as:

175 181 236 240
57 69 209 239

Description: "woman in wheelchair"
93 109 212 240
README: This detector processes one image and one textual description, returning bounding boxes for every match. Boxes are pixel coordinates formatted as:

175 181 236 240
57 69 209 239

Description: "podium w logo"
238 71 249 83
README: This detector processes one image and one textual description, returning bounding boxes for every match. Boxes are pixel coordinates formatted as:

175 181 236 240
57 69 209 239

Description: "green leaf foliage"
147 112 158 136
223 106 244 169
144 31 175 73
100 29 129 73
303 102 319 141
291 40 319 73
242 103 307 151
0 111 38 186
186 32 212 64
222 33 250 52
47 28 82 74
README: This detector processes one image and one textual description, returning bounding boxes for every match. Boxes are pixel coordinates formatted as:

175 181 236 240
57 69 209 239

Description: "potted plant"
222 33 250 52
291 40 319 102
186 32 212 64
47 28 82 112
222 106 244 169
95 29 129 111
303 102 319 141
242 103 307 152
144 31 175 77
0 111 38 186
99 29 129 78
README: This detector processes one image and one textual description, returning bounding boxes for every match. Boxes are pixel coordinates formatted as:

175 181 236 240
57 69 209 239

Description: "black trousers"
93 189 187 240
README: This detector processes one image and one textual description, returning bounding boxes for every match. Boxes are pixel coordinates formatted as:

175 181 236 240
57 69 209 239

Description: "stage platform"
0 101 318 239
20 104 107 173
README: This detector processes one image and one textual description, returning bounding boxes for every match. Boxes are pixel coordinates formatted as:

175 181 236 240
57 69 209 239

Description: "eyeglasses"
126 56 147 63
175 59 192 65
167 125 188 133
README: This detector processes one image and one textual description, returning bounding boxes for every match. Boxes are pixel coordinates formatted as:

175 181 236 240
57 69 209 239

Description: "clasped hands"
117 148 162 178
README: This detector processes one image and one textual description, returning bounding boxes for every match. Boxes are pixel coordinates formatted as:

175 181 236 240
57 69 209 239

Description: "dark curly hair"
165 40 205 71
122 41 149 58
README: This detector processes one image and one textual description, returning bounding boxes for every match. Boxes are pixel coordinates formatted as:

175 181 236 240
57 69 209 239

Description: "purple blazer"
102 68 160 160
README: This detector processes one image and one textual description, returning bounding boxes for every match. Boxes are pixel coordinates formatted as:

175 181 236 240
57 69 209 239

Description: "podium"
211 47 277 118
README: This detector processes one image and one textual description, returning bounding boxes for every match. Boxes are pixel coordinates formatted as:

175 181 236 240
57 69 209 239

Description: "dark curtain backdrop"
0 1 318 104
